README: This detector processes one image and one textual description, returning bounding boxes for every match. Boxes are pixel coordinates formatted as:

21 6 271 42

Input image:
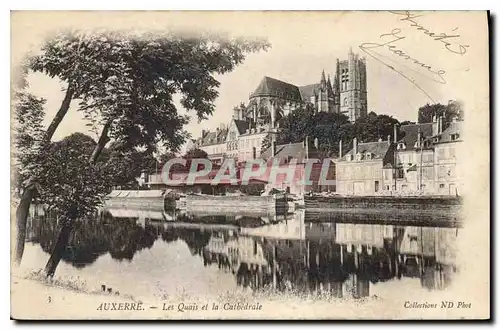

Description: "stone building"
195 49 368 163
258 138 335 195
391 122 436 193
336 115 463 196
433 120 462 195
335 138 395 195
391 115 462 195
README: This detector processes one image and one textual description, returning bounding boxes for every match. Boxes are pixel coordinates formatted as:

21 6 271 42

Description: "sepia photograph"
9 10 490 320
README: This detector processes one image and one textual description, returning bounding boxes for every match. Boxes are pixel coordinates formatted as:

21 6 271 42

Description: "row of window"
338 164 382 180
239 137 262 150
345 152 374 162
436 147 456 160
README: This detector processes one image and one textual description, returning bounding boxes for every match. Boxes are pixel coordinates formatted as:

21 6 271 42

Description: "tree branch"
89 120 112 165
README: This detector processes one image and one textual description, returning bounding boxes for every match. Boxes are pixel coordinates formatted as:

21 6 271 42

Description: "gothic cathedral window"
341 69 348 91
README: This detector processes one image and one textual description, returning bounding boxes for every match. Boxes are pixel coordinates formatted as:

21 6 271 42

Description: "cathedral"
233 48 368 125
195 49 368 163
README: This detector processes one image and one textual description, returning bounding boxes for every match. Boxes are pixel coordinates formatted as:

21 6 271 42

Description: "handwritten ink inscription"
389 11 470 55
359 11 470 102
360 28 446 84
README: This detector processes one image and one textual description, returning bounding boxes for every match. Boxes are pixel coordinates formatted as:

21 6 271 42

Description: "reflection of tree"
66 218 108 268
29 213 59 257
30 211 108 268
104 217 157 261
161 228 179 243
28 211 158 267
176 229 211 256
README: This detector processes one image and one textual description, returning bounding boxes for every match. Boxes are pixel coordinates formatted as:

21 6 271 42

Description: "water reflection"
26 207 460 299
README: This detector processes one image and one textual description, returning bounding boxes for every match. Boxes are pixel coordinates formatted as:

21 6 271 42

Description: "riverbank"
11 270 137 320
303 195 462 210
11 270 484 320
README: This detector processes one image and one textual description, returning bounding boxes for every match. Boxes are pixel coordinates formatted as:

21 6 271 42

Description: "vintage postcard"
10 11 490 320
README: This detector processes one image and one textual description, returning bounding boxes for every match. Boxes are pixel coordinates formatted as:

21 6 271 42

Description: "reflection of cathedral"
195 49 368 163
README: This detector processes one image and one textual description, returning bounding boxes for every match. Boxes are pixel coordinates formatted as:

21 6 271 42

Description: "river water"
21 207 461 302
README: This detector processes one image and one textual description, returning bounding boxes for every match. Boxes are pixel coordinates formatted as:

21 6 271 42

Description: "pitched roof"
298 83 321 101
233 119 250 135
436 121 463 144
338 141 391 162
259 141 320 161
250 76 302 101
199 128 228 146
398 123 433 150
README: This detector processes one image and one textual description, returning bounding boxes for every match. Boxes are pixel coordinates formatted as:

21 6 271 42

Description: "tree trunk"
45 86 74 142
14 185 35 266
43 120 111 277
89 120 111 165
14 85 74 265
43 214 74 278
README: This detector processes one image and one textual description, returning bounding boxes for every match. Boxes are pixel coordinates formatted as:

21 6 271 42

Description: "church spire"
320 70 327 88
327 74 333 93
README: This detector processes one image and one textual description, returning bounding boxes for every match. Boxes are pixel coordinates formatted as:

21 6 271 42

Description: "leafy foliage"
13 92 47 187
18 31 269 220
184 148 208 160
100 141 159 189
273 107 401 157
418 100 464 129
35 133 109 217
29 30 270 154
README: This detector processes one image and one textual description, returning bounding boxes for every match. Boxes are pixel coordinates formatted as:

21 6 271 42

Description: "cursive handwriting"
389 11 469 55
359 28 449 103
360 28 446 84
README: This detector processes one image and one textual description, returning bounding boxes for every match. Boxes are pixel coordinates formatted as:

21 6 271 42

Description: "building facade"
336 138 394 195
336 116 463 196
433 120 462 195
195 50 368 163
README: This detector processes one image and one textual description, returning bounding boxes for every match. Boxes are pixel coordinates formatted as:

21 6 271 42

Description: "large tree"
418 100 464 128
352 112 400 144
14 30 269 272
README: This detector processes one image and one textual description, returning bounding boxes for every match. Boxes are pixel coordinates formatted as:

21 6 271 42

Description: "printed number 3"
48 296 51 303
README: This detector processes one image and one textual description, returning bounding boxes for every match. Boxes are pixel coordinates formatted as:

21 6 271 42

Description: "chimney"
438 114 443 133
314 137 319 149
432 114 439 135
353 137 358 155
339 140 343 158
393 124 397 143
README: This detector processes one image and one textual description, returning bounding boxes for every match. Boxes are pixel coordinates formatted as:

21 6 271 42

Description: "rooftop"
338 140 391 162
250 76 302 101
436 121 463 144
397 123 434 151
260 141 320 161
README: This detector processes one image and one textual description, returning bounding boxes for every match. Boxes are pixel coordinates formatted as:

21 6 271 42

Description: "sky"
14 11 488 147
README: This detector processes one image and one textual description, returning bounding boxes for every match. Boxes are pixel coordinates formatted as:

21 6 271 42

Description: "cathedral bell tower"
333 48 367 121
